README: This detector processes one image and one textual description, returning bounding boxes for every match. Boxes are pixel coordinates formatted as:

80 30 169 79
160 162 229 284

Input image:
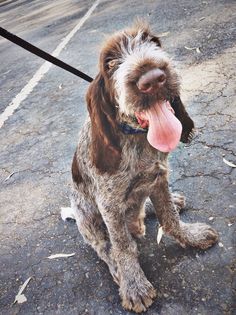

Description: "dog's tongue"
137 101 182 152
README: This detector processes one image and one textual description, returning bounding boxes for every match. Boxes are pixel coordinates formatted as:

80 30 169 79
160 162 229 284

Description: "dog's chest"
122 144 168 200
123 138 167 172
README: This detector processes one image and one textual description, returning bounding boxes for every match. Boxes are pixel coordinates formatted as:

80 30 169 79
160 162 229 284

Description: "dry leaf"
223 158 236 168
16 294 27 304
14 277 32 304
158 31 170 38
185 46 201 53
157 226 163 245
5 172 15 181
184 46 196 51
196 47 201 54
47 253 75 259
61 207 76 221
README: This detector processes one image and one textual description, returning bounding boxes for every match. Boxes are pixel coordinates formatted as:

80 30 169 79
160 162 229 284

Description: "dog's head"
87 22 194 173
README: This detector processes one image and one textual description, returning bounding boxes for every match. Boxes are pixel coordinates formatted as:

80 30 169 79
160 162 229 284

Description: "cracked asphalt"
0 0 235 314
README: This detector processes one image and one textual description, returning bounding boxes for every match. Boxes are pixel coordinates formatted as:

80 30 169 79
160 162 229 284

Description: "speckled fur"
71 23 218 313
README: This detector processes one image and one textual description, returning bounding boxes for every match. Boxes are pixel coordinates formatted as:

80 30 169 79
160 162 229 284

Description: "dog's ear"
171 96 195 143
86 74 121 173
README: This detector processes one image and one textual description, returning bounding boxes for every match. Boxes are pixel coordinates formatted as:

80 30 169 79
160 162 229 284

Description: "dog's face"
86 22 194 173
100 24 180 117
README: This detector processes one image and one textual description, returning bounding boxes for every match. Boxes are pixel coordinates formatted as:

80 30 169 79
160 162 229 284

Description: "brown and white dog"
68 22 218 313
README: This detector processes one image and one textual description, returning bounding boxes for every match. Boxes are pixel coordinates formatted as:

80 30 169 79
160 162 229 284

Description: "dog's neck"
118 113 148 135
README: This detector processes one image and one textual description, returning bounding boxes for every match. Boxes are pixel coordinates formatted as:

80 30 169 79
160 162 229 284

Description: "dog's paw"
172 192 186 212
178 222 219 249
120 274 156 313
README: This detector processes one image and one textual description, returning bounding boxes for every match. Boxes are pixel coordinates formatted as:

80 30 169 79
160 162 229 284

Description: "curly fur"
70 22 218 313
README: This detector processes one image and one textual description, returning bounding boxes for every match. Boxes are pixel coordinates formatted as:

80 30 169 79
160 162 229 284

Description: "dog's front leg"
98 201 156 313
150 174 218 249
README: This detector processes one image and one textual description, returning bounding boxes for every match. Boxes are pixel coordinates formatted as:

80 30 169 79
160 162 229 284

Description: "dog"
69 22 218 313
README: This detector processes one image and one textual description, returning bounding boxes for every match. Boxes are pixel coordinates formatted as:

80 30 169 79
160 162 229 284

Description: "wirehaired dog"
70 22 218 313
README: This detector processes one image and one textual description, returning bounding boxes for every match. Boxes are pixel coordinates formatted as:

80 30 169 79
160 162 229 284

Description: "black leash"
0 27 94 83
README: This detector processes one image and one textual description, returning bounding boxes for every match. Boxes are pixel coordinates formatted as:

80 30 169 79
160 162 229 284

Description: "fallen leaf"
185 46 201 53
196 47 201 54
158 31 170 38
61 207 76 221
5 172 15 181
47 253 75 259
223 158 236 168
157 226 163 245
184 46 196 51
14 277 32 304
16 294 27 304
199 16 206 21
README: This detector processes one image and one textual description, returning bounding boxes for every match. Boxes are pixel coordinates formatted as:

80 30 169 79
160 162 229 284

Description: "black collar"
119 122 148 135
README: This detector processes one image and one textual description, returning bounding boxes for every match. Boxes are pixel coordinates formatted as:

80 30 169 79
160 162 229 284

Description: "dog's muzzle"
136 68 166 94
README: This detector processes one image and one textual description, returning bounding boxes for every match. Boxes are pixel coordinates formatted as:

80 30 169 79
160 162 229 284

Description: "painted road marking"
0 0 100 129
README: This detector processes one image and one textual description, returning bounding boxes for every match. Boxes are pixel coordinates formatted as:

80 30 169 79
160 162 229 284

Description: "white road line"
0 0 100 129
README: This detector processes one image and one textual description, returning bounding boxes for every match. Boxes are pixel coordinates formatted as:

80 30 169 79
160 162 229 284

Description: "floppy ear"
171 96 195 143
86 74 121 173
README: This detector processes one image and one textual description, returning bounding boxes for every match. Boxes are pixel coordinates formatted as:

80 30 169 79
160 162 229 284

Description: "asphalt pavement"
0 0 235 314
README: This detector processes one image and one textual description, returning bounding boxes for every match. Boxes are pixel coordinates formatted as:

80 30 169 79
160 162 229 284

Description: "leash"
0 27 94 83
0 27 146 135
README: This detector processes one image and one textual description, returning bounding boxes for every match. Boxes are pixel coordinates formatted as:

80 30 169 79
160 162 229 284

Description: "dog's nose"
137 68 166 93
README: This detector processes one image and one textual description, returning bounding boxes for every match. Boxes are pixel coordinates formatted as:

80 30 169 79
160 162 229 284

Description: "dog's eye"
107 59 117 69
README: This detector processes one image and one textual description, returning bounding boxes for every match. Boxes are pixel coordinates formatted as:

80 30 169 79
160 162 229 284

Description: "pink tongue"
144 101 182 152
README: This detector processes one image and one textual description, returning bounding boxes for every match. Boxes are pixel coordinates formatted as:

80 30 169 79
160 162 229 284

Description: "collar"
119 122 148 135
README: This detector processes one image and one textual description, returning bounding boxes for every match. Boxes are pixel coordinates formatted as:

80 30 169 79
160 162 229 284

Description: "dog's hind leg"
171 192 186 212
71 191 120 284
126 202 146 238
